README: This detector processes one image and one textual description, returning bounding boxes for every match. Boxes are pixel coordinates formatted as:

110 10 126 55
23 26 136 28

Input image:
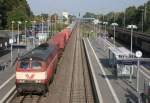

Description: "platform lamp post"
50 17 52 37
103 21 108 34
54 15 57 34
25 21 28 45
31 20 36 37
127 25 137 53
17 21 22 44
47 15 51 38
127 24 137 82
93 21 96 37
41 16 44 37
11 21 15 65
135 51 142 103
41 16 46 42
111 23 118 47
99 21 103 33
31 20 36 48
102 22 108 49
135 51 142 92
47 18 50 36
17 21 22 56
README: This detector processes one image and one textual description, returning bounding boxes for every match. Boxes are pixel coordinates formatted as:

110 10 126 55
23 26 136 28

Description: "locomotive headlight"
19 79 25 83
35 80 45 83
35 80 41 83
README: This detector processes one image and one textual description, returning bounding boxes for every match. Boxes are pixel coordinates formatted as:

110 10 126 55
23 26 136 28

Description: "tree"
83 12 96 18
0 0 33 29
51 13 58 23
105 12 115 23
125 6 138 25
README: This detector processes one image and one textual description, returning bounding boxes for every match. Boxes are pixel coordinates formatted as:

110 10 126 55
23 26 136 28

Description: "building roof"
109 47 134 59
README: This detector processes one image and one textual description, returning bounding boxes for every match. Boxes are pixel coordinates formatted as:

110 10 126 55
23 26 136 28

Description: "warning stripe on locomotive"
16 72 47 80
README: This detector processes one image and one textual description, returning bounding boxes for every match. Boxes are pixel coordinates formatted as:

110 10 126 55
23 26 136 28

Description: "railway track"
69 22 94 103
12 95 41 103
9 21 94 103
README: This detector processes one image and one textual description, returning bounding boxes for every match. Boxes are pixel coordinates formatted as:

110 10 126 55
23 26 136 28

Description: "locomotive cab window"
32 62 41 70
20 62 29 69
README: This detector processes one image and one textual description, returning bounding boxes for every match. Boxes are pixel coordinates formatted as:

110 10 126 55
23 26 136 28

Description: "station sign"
9 39 13 44
136 51 142 58
117 60 136 65
117 58 150 65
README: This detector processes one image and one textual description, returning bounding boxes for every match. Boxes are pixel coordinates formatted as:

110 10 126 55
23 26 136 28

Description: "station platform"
0 48 27 102
83 37 139 103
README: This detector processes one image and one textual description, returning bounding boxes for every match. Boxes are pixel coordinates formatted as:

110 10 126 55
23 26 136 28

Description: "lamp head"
103 21 108 25
111 23 118 26
127 25 137 29
18 21 22 24
12 21 15 24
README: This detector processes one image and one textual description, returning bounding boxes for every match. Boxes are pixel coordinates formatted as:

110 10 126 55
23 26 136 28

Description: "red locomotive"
16 43 59 95
15 22 76 95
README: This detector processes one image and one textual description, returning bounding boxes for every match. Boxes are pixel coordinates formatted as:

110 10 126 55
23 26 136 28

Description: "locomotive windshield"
20 62 29 69
31 62 41 70
20 61 41 70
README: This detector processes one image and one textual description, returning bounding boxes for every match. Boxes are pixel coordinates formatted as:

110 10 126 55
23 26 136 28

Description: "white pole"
114 25 116 47
32 20 36 48
11 21 14 65
130 26 133 82
50 16 52 37
95 23 96 37
94 23 95 37
131 26 133 53
55 16 56 34
48 19 50 38
105 24 106 34
42 16 44 35
31 22 33 48
17 22 20 56
42 16 44 42
17 23 20 45
127 25 137 82
25 21 27 45
137 59 140 92
137 58 141 103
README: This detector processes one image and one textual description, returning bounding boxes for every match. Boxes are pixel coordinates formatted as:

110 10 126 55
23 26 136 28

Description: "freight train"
15 22 76 96
108 27 150 56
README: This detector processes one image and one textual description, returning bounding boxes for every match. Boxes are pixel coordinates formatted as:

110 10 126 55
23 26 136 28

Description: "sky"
27 0 148 16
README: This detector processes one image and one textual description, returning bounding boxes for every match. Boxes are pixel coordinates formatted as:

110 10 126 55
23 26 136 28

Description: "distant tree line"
0 0 33 30
83 1 150 34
